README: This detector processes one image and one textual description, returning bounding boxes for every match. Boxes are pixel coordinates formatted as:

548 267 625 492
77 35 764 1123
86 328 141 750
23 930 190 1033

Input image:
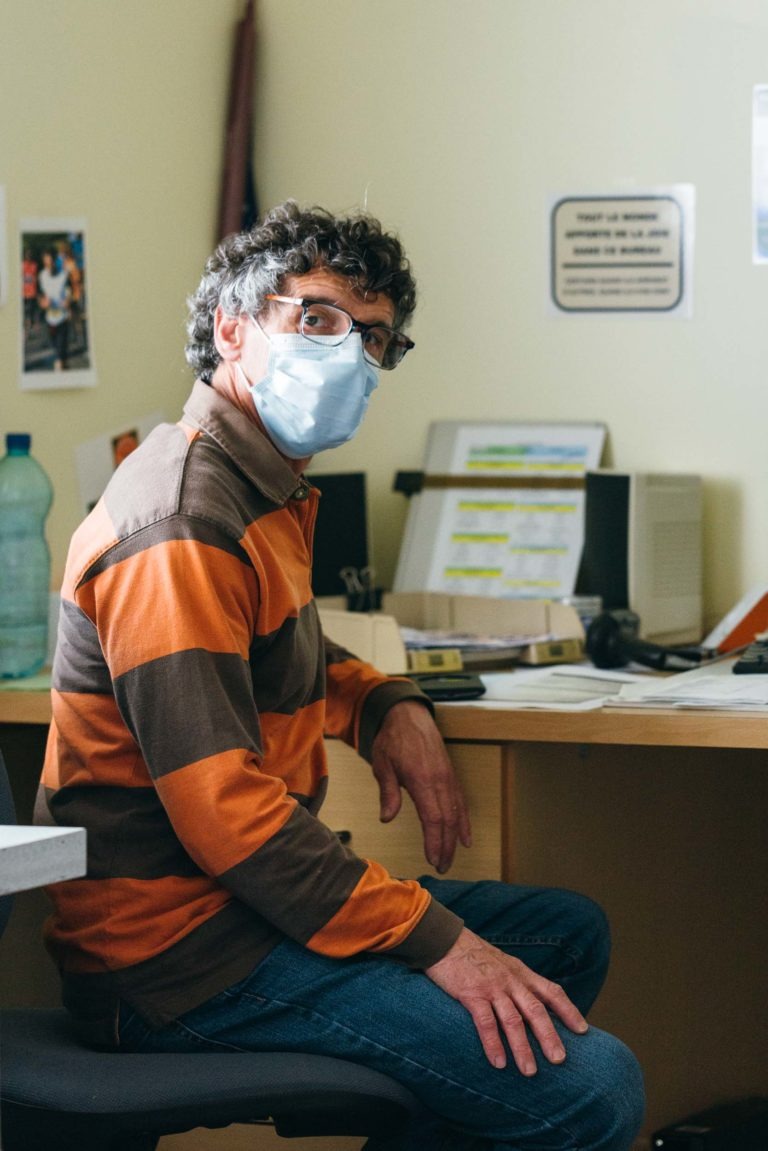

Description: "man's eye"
364 328 389 351
303 305 346 334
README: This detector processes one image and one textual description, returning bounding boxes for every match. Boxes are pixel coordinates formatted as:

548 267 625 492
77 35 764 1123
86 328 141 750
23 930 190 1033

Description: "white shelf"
0 825 86 895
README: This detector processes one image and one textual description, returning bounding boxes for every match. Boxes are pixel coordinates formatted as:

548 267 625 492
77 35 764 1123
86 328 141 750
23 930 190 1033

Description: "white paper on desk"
395 421 606 600
400 626 548 651
448 665 646 711
609 661 768 710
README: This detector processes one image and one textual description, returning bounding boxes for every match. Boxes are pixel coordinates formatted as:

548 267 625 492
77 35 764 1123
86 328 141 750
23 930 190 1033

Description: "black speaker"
651 1096 768 1149
586 610 705 671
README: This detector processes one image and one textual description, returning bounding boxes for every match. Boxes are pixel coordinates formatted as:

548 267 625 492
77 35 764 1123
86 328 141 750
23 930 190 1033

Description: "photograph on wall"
752 85 768 262
75 411 164 514
19 216 96 390
0 186 7 307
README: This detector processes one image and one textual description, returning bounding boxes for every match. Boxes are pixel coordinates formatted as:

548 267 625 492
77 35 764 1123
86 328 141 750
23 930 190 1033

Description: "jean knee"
606 1036 645 1150
564 889 612 973
577 1031 645 1151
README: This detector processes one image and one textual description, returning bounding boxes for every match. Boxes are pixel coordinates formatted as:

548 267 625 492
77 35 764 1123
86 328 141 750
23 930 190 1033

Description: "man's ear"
213 307 247 361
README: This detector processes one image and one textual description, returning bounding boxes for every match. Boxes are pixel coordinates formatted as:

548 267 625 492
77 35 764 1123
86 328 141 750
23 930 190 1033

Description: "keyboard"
731 640 768 674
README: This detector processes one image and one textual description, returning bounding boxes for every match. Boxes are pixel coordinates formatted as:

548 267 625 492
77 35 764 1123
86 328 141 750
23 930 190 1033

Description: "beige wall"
255 0 768 631
1 0 241 584
3 1 768 631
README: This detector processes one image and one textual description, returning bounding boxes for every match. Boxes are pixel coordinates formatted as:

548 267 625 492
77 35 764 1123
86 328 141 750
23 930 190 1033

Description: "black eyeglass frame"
264 294 415 370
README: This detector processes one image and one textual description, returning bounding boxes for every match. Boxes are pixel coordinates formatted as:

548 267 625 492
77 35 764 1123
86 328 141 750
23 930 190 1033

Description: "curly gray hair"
185 200 417 383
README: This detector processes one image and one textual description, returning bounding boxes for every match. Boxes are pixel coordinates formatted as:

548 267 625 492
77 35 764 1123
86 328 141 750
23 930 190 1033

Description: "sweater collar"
182 380 309 506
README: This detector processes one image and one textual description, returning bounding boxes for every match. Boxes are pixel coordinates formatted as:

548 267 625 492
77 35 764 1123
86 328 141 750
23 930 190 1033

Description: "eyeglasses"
264 294 415 370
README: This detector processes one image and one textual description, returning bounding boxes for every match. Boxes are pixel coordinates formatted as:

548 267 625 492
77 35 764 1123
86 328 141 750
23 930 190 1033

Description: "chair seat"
1 1007 418 1143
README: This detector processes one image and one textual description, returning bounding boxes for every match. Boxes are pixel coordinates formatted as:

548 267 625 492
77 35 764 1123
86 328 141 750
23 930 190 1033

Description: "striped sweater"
38 381 462 1045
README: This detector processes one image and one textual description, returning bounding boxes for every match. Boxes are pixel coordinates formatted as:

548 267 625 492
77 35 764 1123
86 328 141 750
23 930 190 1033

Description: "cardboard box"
318 594 585 675
317 608 408 674
381 592 585 669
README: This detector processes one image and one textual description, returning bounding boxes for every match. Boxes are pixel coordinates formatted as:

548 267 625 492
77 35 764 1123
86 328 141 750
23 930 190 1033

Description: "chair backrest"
0 750 17 938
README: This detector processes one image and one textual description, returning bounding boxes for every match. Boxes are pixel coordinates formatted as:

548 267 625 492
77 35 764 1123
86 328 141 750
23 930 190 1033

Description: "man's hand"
370 700 472 873
425 927 589 1075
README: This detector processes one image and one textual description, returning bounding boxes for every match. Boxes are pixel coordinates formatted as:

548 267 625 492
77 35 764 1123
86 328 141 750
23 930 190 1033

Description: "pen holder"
346 587 384 613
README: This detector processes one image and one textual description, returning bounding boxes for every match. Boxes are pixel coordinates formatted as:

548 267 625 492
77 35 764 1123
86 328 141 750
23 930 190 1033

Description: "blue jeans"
118 879 644 1150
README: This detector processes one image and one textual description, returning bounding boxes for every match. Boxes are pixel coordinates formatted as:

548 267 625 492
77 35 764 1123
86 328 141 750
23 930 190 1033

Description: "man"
38 201 643 1150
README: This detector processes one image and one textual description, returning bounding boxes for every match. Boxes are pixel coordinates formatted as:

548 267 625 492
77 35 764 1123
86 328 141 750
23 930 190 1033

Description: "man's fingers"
375 764 402 823
458 803 473 848
421 801 465 872
466 1000 515 1072
418 778 473 872
536 978 589 1035
425 931 588 1079
514 993 566 1066
492 999 539 1075
421 815 453 873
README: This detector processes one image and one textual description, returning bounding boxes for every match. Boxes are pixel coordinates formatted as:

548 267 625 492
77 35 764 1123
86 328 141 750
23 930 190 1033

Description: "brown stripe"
85 516 249 580
62 898 282 1031
48 785 204 879
219 803 367 943
102 422 190 537
113 649 262 778
53 599 112 694
181 431 284 534
249 601 325 714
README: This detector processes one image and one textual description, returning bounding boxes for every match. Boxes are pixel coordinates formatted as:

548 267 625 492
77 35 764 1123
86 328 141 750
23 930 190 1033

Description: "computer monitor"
307 472 369 598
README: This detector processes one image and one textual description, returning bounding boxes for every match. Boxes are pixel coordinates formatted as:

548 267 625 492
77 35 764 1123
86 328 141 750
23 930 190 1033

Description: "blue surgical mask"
239 330 379 459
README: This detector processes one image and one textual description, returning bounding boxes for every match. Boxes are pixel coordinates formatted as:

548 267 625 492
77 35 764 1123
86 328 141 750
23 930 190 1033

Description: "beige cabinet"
321 739 503 882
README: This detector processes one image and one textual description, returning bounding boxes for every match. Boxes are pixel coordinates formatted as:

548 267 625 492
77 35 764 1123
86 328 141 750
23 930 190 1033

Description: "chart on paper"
394 421 606 600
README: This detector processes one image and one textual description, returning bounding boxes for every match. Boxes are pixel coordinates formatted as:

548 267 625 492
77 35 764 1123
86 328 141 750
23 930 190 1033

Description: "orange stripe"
242 514 314 634
324 658 384 744
306 861 432 957
45 875 230 971
47 690 148 789
76 540 258 677
156 748 296 875
260 700 328 787
61 499 119 600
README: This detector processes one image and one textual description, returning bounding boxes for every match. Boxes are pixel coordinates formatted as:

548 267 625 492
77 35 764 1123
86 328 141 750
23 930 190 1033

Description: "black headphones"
585 611 706 671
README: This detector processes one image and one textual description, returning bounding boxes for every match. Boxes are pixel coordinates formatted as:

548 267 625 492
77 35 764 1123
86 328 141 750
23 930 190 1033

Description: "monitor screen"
307 472 369 598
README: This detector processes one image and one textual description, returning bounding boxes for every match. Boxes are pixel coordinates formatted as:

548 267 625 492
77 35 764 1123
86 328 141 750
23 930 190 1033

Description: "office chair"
0 752 419 1151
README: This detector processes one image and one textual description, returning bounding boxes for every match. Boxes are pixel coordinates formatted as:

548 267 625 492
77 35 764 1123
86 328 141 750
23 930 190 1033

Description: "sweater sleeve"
322 633 434 761
79 520 461 970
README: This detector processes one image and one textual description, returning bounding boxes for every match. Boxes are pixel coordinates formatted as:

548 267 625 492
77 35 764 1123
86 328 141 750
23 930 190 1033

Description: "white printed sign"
550 186 694 316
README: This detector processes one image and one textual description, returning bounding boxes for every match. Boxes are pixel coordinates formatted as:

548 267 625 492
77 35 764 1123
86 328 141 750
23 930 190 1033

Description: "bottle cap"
6 434 31 452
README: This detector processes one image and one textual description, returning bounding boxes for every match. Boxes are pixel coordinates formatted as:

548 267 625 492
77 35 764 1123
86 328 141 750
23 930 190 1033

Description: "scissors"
339 566 377 611
339 566 364 610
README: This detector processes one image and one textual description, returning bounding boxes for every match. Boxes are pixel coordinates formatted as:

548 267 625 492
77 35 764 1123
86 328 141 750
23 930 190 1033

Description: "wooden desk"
6 683 768 745
435 700 768 1144
2 687 767 1145
0 686 52 727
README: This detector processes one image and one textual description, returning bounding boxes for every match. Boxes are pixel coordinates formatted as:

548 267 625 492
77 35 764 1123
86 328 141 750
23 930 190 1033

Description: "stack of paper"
399 626 544 670
448 666 647 711
606 658 768 710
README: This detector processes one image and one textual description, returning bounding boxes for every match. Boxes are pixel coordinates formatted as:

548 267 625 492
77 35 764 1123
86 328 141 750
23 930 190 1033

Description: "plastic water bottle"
0 434 54 677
